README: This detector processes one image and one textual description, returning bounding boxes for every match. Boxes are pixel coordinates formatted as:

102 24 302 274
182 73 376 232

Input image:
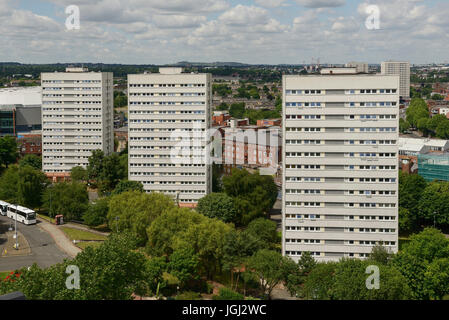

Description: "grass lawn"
76 242 103 250
38 213 55 224
60 227 108 242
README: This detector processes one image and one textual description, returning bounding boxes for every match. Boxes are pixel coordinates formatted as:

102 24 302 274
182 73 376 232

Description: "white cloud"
219 5 269 26
254 0 287 8
295 0 345 8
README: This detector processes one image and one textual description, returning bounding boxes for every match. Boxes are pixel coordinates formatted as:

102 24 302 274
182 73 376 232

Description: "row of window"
286 102 397 107
285 239 397 246
285 127 397 132
285 114 397 120
285 226 396 233
285 190 396 196
285 89 397 95
285 140 396 145
129 101 206 105
285 214 396 221
285 202 396 208
130 92 205 96
129 83 206 88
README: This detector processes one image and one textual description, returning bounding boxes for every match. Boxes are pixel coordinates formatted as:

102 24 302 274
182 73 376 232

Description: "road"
0 215 69 271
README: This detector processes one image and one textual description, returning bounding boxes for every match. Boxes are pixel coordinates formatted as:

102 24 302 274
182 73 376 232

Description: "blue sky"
1 0 448 65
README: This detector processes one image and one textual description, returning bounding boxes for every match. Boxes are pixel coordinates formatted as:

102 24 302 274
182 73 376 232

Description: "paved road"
0 215 69 271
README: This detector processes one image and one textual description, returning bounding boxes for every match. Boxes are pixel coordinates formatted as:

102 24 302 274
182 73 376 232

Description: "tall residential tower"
41 67 114 181
127 68 212 207
282 68 400 262
381 61 410 99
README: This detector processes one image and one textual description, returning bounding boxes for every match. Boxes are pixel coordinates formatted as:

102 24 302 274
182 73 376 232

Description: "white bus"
0 200 10 216
7 205 37 225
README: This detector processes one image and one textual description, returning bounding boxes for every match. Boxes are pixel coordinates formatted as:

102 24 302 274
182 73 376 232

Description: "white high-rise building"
282 68 400 262
41 67 114 180
381 61 410 98
127 68 212 207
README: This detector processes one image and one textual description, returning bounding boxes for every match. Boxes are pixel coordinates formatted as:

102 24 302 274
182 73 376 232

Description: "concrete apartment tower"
381 61 410 99
282 68 400 262
41 67 114 181
127 67 212 207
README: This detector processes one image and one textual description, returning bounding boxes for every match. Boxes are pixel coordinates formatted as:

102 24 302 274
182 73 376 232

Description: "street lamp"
13 204 19 250
433 211 437 229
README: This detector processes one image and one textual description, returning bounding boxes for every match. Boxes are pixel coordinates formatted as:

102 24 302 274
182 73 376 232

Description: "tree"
0 135 18 169
17 165 48 209
399 171 427 214
112 180 144 196
394 228 449 299
0 233 147 300
114 94 128 109
417 182 449 227
302 262 337 300
70 166 88 183
229 103 246 118
99 153 126 192
423 258 449 300
197 193 238 223
436 121 449 139
42 182 89 220
417 118 431 136
144 257 168 296
19 154 42 170
87 150 105 182
83 197 110 227
0 165 20 203
244 218 279 250
332 259 412 300
369 244 393 265
406 98 429 128
222 229 262 290
246 249 294 299
223 169 278 225
147 207 233 279
399 118 411 133
107 191 175 246
168 247 200 289
284 252 316 298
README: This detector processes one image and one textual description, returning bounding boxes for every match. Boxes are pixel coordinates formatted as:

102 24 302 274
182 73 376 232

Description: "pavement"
36 218 82 259
0 215 70 271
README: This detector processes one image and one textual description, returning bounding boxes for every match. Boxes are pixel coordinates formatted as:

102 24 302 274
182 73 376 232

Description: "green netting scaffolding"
418 154 449 182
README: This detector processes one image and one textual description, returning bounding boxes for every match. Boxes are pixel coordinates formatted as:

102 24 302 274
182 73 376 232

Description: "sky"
0 0 448 65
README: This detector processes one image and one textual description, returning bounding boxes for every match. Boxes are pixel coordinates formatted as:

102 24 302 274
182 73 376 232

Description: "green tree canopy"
0 135 18 169
222 168 278 225
0 233 147 300
83 197 110 227
42 182 89 220
107 191 175 246
17 165 48 209
70 166 88 183
19 154 42 170
394 228 449 300
246 249 295 299
112 180 144 196
197 192 238 223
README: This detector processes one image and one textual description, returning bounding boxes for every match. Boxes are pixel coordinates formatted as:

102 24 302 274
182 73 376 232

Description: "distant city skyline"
1 0 449 65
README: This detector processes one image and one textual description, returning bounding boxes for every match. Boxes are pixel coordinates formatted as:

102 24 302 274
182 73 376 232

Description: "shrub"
213 287 244 300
